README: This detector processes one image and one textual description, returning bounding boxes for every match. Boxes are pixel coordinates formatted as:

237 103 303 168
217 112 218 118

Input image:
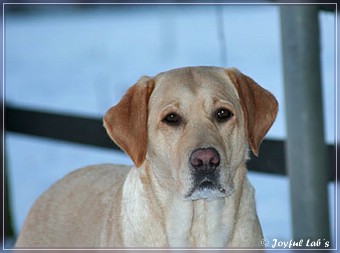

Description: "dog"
15 66 278 248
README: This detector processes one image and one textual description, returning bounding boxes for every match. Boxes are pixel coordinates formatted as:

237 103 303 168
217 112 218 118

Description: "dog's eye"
216 108 233 123
162 113 182 126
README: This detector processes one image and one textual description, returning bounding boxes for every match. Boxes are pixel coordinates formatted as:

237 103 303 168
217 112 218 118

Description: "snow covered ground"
4 4 337 248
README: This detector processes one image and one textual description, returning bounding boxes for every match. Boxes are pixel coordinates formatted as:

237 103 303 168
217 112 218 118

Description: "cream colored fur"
15 66 278 248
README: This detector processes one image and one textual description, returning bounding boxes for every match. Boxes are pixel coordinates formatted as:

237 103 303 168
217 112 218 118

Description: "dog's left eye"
215 108 233 122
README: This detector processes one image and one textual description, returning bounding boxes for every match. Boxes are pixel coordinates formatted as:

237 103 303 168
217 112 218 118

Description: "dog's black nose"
190 148 220 174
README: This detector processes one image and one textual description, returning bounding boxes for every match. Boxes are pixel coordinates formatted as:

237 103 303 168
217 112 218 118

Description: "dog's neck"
120 160 249 247
165 164 247 247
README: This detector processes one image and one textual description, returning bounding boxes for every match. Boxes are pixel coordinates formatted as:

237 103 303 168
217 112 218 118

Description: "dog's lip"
186 178 226 198
198 178 216 189
199 180 215 190
198 175 225 191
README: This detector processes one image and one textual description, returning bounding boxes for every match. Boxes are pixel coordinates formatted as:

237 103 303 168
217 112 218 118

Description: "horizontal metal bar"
5 105 337 181
5 105 118 149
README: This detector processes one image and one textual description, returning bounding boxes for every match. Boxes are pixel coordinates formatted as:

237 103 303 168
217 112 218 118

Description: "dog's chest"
167 199 228 247
190 200 227 247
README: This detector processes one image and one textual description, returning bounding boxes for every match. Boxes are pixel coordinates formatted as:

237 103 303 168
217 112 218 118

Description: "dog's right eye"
162 113 182 126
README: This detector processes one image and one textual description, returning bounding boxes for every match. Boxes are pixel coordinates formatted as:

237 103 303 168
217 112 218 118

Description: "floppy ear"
103 76 155 167
225 68 278 156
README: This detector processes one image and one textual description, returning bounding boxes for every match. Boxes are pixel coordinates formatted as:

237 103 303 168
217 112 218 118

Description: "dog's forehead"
151 67 239 104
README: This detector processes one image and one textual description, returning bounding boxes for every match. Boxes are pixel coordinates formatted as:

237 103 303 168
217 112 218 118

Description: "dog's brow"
156 102 181 117
212 97 235 109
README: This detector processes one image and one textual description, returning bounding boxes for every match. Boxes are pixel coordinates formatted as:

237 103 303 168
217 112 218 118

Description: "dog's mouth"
198 179 225 192
199 180 216 190
185 177 226 201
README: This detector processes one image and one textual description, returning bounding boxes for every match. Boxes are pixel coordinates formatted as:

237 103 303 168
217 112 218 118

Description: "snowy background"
4 4 337 248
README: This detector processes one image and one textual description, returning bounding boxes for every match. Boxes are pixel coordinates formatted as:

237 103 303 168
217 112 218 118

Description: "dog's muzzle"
185 147 226 201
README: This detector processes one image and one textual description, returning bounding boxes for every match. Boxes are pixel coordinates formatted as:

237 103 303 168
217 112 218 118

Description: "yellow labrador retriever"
15 66 278 248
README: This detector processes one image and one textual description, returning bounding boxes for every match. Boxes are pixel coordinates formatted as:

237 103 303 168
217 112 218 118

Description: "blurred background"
2 1 338 250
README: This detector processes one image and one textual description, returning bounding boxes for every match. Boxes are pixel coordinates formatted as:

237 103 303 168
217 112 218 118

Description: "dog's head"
104 67 278 201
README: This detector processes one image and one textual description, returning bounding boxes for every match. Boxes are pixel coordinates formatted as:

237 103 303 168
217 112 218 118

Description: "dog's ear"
226 68 278 156
103 76 155 167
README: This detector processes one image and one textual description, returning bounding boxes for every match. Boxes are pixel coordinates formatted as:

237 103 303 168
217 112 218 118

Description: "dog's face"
147 68 248 200
104 67 278 201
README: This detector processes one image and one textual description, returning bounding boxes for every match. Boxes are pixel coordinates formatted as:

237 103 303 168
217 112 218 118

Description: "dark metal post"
280 5 330 244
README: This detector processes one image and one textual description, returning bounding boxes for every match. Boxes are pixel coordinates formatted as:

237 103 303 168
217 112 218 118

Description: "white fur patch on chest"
190 199 228 247
167 198 230 247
